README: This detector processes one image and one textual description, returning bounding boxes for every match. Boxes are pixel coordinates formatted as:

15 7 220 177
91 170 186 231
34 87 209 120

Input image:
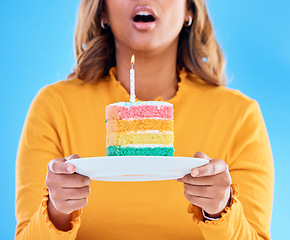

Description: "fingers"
48 154 80 174
46 154 91 214
194 151 211 160
46 154 90 189
59 198 89 214
48 158 75 175
183 182 229 199
51 186 91 201
180 173 231 215
47 173 91 188
65 154 81 161
177 174 213 186
64 186 91 200
184 192 209 209
184 183 212 198
192 159 228 177
52 197 89 215
192 152 228 177
185 186 231 215
184 192 225 214
48 182 91 214
177 152 232 215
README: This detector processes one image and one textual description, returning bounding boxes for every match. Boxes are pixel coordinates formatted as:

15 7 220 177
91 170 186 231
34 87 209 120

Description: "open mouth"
132 7 157 30
133 11 156 23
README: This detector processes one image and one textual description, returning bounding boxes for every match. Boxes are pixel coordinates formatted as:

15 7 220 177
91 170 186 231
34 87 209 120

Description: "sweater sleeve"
15 86 81 240
188 100 274 240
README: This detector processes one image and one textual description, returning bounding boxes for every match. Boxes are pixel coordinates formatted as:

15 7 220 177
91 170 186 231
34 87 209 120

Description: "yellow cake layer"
107 132 174 146
106 119 173 134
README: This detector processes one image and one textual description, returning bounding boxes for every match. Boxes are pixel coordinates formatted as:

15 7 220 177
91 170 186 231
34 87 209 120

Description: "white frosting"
120 117 173 121
109 101 173 107
127 130 172 134
123 144 174 148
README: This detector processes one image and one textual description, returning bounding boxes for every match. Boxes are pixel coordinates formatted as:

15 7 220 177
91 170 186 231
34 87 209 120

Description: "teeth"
136 11 151 16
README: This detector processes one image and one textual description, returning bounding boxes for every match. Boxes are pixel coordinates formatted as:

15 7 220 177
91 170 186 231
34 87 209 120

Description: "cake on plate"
106 101 174 156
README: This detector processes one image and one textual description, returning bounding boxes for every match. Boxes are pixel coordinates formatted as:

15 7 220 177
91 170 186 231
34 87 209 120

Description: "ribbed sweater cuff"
41 187 82 237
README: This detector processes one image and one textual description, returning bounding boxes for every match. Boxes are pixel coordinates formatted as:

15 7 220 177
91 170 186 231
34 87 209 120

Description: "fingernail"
192 169 199 176
67 165 74 173
86 179 91 185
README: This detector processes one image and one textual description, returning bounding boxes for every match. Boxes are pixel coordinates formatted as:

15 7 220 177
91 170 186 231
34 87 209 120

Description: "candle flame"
131 55 135 65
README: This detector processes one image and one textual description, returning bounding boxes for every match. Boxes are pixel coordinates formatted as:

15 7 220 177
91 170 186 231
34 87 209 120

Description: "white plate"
68 156 209 182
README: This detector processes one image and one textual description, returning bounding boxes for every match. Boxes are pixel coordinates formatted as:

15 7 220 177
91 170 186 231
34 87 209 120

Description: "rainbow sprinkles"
106 101 174 156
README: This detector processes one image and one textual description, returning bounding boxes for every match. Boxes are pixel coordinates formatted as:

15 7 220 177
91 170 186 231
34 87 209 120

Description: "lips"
131 6 157 31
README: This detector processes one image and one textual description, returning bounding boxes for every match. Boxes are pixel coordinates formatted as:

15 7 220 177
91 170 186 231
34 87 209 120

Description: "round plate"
68 156 209 182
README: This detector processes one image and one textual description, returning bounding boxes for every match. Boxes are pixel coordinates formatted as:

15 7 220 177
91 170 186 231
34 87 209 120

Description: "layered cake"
106 101 174 156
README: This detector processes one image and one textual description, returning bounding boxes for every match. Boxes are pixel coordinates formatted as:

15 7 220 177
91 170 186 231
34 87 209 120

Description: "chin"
126 36 167 52
131 44 159 52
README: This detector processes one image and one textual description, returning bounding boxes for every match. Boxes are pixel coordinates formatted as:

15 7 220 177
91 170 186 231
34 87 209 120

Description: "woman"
15 0 273 239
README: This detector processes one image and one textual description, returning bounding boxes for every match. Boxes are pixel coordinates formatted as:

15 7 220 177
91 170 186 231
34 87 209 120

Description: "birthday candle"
130 55 136 103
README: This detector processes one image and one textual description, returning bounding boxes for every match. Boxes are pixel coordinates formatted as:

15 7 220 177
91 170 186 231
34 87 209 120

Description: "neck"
115 43 179 101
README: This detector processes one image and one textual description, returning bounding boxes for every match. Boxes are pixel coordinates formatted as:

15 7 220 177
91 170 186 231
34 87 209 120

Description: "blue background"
1 0 289 239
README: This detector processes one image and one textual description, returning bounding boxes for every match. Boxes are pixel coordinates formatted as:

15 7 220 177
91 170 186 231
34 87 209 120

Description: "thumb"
64 154 81 173
65 154 81 161
48 158 75 174
193 151 211 161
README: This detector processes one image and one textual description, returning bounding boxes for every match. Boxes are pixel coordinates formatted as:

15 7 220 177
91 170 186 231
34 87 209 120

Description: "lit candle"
130 55 136 103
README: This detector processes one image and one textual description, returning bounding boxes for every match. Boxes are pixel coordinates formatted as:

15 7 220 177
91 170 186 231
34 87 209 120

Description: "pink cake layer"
106 105 173 120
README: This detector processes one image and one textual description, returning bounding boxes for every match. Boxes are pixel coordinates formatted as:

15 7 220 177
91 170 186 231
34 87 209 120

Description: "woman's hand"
45 154 91 230
177 152 231 218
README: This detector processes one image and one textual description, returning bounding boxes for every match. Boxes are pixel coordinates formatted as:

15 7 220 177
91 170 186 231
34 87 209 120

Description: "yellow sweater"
16 68 273 240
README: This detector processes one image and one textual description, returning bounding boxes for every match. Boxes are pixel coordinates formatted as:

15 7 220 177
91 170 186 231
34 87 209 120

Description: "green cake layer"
107 146 174 156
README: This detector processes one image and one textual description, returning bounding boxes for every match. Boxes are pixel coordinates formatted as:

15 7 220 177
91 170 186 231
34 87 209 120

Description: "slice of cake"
106 101 174 156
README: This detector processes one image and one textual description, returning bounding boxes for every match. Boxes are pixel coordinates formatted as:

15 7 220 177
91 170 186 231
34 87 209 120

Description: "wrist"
203 186 233 220
205 210 224 219
47 199 73 231
202 209 223 221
